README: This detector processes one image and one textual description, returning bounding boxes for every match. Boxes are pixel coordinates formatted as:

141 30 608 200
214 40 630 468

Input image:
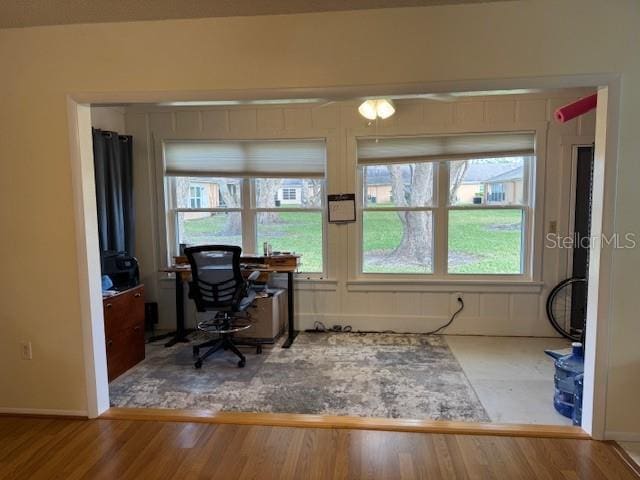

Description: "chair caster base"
194 359 203 369
256 345 263 354
238 359 246 368
192 346 200 358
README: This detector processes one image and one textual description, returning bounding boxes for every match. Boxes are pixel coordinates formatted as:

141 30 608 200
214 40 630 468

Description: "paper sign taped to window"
328 194 356 223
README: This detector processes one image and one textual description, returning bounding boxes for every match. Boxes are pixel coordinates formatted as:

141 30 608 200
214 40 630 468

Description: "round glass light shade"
358 100 378 120
375 99 396 119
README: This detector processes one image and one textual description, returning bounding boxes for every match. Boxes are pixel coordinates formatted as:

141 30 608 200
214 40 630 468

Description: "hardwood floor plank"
0 417 637 480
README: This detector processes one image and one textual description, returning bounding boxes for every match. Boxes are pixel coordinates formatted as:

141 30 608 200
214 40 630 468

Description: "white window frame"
356 139 537 282
251 178 326 274
166 176 327 275
360 162 438 275
188 184 206 209
171 177 244 250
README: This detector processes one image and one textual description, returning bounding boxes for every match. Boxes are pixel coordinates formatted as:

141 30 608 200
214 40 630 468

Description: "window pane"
448 209 523 274
362 163 435 208
177 212 242 247
449 157 527 206
257 212 323 272
255 178 323 208
174 177 241 209
363 211 433 273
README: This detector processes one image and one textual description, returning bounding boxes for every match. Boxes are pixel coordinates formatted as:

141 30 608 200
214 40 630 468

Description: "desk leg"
164 273 192 347
282 271 299 348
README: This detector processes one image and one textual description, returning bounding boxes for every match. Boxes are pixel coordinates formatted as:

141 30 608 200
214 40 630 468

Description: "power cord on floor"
303 297 464 336
306 321 353 333
424 296 464 335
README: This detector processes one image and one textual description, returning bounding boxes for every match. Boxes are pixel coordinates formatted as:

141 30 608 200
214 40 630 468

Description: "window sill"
346 279 543 293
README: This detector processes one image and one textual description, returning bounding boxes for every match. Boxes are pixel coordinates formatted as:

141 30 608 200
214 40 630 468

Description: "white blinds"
165 139 326 178
357 132 535 164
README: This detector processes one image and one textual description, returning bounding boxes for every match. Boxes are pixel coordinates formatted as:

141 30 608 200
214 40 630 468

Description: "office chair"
184 245 260 369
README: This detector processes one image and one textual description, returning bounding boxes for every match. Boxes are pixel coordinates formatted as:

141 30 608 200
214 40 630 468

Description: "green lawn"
448 209 523 274
182 209 523 275
182 212 323 272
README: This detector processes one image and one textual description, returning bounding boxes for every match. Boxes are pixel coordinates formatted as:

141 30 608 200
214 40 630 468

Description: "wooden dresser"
103 285 145 381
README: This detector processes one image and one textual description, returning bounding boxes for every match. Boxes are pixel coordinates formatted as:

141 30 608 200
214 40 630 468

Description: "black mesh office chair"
184 245 259 369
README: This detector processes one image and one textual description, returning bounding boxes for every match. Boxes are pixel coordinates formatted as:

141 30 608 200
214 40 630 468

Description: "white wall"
91 106 126 133
127 90 595 336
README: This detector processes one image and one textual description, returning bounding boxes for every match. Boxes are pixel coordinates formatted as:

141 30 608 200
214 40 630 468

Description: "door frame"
67 74 621 439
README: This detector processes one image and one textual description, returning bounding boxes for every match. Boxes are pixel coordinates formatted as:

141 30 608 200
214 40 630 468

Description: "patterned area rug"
109 332 489 421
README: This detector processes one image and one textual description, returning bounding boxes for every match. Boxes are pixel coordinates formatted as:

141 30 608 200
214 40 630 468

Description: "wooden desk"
159 260 299 349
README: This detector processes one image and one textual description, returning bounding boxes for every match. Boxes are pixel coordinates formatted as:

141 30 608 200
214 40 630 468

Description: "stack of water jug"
545 342 584 426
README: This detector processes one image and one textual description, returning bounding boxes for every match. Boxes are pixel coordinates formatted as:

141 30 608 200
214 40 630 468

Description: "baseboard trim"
606 431 640 442
607 441 640 478
101 408 589 439
0 407 88 419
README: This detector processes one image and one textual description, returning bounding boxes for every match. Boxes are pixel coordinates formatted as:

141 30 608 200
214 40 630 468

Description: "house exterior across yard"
455 163 524 205
364 160 524 206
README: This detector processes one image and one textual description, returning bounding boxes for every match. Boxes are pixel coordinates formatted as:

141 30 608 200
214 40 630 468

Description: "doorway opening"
68 81 618 439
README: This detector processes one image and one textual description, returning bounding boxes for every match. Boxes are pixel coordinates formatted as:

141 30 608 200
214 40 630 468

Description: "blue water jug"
573 373 584 426
544 342 584 419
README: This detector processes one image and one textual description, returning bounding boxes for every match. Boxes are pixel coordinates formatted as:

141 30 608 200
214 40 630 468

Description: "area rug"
109 332 489 422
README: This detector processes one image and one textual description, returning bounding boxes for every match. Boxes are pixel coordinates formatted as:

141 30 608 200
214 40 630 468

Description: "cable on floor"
303 297 464 336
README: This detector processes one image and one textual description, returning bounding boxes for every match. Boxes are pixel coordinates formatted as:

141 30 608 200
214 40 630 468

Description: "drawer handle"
133 326 141 331
105 303 113 309
134 293 142 298
106 340 113 347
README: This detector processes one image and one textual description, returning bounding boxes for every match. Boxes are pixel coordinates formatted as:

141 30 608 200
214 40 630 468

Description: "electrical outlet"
20 341 32 360
450 292 464 313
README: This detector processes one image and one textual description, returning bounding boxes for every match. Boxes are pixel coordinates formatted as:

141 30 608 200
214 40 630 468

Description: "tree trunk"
300 179 323 207
387 161 467 267
390 163 433 265
449 161 468 204
256 178 283 223
215 180 242 235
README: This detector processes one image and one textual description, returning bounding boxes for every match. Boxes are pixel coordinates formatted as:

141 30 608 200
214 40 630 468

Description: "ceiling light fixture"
358 99 396 120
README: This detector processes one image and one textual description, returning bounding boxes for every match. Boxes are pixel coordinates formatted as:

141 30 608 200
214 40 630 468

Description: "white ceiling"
1 0 505 29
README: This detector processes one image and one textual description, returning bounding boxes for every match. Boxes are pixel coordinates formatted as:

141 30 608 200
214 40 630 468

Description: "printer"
101 251 140 291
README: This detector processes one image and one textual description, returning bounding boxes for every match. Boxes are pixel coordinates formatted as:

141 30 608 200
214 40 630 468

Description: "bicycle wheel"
546 277 587 342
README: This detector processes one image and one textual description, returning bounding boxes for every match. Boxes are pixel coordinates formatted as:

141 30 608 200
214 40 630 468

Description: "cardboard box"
236 289 286 342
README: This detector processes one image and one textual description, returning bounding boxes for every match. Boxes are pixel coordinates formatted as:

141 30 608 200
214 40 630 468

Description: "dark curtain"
92 128 135 255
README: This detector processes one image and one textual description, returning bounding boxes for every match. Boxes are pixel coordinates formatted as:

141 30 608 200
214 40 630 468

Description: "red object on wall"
554 93 597 123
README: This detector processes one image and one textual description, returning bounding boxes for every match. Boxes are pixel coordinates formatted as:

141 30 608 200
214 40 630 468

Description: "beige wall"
367 185 392 204
0 0 638 437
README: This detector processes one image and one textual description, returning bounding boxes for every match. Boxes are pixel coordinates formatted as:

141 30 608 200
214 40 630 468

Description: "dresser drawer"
105 323 145 381
103 285 145 381
104 286 144 336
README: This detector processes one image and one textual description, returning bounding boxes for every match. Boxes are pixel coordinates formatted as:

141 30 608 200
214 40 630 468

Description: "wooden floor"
0 417 637 480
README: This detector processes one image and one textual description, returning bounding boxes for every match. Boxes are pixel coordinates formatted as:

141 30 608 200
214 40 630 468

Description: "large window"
255 178 324 273
362 163 435 273
358 133 534 277
165 139 326 273
174 177 243 248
